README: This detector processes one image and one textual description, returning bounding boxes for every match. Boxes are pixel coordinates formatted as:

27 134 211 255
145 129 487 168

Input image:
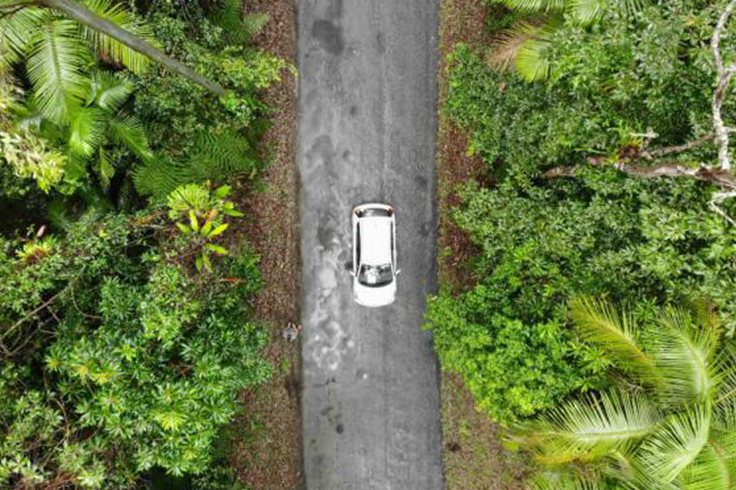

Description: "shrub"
434 3 736 423
0 211 269 488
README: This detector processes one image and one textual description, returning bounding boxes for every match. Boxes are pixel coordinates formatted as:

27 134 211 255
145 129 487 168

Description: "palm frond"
678 433 736 490
488 19 545 72
635 405 710 484
566 0 604 24
513 17 562 82
527 470 607 490
96 145 115 189
78 0 158 73
107 113 153 162
569 297 660 387
0 6 46 67
715 340 736 422
511 390 661 465
501 0 565 14
68 105 105 156
647 307 721 406
87 71 134 113
26 19 90 122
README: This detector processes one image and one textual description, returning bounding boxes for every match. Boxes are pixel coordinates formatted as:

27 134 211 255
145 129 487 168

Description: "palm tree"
0 0 227 121
15 70 152 188
508 298 736 490
489 0 647 81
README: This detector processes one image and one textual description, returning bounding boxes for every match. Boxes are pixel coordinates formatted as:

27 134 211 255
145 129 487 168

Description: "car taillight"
387 207 394 216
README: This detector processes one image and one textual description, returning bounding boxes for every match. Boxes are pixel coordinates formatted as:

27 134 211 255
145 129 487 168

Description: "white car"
351 203 400 307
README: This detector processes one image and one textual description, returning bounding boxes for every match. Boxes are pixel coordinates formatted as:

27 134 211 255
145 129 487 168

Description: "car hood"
353 279 396 307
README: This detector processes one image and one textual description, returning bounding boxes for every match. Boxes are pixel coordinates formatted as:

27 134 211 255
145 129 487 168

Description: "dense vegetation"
512 299 736 490
428 0 736 429
0 0 287 488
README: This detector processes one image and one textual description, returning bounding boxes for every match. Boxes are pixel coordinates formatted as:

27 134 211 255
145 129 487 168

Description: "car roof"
359 216 392 265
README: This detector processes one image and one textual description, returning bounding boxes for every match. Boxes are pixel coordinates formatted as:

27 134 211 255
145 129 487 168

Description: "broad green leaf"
189 210 199 233
208 223 229 237
205 244 228 255
213 185 231 198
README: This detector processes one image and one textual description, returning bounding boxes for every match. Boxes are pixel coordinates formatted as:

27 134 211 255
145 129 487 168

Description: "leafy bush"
0 211 269 488
432 2 736 423
131 1 289 198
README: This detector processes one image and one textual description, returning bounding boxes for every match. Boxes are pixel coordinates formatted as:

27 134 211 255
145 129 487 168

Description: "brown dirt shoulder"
229 0 303 489
436 1 531 489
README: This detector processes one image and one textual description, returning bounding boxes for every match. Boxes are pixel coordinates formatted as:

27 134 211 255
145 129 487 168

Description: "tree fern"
133 158 192 198
133 131 261 198
210 0 270 47
26 19 90 122
187 131 260 180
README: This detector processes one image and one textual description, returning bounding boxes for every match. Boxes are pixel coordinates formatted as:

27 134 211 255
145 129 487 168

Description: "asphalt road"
297 0 443 488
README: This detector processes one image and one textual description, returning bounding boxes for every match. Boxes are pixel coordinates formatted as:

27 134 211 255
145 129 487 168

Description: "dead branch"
712 0 736 171
543 158 736 187
710 190 736 226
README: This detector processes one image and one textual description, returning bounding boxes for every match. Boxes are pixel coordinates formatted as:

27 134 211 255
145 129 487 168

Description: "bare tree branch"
710 190 736 226
712 0 736 171
543 158 736 188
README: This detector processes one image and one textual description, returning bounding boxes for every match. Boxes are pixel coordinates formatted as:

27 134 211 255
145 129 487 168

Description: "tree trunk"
39 0 228 97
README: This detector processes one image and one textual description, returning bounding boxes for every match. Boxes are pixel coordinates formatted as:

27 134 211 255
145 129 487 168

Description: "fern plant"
133 130 260 198
210 0 270 47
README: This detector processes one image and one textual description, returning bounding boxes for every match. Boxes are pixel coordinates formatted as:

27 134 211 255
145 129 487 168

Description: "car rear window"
362 208 390 217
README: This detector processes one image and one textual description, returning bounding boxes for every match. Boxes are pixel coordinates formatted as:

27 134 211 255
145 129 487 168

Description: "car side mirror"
395 269 402 276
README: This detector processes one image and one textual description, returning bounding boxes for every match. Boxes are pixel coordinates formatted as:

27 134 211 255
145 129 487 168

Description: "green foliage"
427 294 599 423
0 127 67 192
0 211 269 488
510 301 736 490
0 1 284 488
131 1 288 198
166 182 242 272
436 3 736 424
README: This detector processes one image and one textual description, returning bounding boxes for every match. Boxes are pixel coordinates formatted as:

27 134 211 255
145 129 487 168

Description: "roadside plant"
0 211 269 488
510 298 736 490
167 182 243 272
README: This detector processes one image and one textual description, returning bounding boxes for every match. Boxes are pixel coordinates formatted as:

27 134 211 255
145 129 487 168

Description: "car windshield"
358 263 393 287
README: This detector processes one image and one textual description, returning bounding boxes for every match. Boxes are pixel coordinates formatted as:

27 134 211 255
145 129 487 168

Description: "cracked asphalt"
297 0 443 488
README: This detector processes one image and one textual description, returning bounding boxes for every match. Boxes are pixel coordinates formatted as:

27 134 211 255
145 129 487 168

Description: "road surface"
297 0 443 488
